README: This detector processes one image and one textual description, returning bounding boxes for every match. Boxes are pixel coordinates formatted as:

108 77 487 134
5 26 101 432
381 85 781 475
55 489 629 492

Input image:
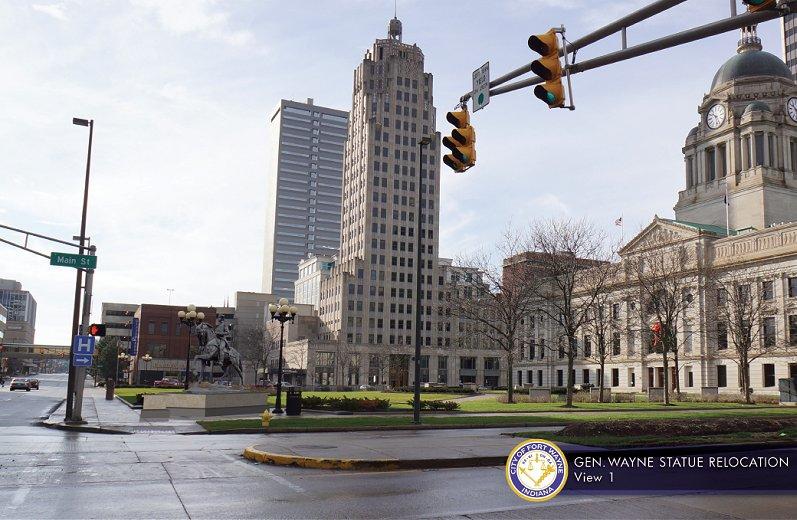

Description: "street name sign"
72 335 95 367
472 62 490 112
51 252 97 269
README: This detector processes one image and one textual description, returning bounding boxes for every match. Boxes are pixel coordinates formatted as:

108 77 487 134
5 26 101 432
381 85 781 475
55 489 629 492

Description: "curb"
114 395 142 409
37 420 130 435
242 445 505 471
191 421 568 435
39 399 66 420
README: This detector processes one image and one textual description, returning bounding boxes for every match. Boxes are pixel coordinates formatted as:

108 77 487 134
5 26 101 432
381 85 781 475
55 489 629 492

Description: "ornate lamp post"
268 298 298 414
177 304 205 390
116 352 130 384
138 353 153 386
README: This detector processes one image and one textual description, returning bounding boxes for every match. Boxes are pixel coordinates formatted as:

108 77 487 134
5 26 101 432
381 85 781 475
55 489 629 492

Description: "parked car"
9 378 31 391
154 377 182 388
27 378 39 390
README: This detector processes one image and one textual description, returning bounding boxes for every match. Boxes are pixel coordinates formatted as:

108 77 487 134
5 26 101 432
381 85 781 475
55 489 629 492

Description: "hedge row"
406 398 461 411
392 386 477 394
300 396 391 412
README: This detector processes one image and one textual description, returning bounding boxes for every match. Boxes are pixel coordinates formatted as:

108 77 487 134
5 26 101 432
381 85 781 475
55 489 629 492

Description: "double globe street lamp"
137 353 153 386
177 304 205 390
268 298 298 414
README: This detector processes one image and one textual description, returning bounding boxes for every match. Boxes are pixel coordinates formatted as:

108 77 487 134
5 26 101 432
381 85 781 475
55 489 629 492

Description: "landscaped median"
114 387 184 405
199 407 797 434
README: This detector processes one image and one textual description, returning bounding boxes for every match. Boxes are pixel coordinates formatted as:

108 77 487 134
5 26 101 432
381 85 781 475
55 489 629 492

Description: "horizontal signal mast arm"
459 0 689 103
485 6 785 99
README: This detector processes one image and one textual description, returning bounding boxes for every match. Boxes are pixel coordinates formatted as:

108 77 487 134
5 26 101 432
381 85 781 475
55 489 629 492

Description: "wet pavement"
1 375 796 519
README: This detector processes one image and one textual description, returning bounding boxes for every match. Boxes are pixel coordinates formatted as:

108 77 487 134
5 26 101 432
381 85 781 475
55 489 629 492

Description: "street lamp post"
177 304 205 390
137 353 152 386
268 298 298 414
413 136 432 425
66 116 94 422
116 351 130 384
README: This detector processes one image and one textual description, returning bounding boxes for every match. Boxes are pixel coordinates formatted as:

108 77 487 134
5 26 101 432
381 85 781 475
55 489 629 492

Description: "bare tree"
234 325 271 384
449 228 539 403
708 270 781 403
583 289 620 402
631 241 701 405
527 218 615 407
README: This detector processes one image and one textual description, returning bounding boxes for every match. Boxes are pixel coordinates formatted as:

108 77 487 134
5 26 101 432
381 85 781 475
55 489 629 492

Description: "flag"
614 217 623 226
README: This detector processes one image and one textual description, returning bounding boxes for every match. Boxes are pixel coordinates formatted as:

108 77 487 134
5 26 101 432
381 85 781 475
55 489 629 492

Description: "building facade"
277 18 507 390
0 279 36 344
783 13 797 77
101 302 138 353
262 98 348 299
517 31 797 396
294 253 336 309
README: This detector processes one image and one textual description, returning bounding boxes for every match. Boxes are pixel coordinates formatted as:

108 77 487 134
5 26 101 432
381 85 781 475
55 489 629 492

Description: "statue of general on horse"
193 319 243 384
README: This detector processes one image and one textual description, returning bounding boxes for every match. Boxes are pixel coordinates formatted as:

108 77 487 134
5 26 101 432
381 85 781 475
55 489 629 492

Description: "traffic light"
442 108 476 172
88 323 106 336
742 0 776 12
529 29 565 108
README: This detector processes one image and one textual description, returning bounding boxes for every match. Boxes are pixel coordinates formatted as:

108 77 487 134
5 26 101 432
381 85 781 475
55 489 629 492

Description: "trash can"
286 388 302 416
105 378 115 400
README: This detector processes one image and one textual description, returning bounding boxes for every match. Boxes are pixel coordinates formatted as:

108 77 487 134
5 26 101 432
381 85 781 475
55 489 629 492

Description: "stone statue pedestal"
140 389 272 420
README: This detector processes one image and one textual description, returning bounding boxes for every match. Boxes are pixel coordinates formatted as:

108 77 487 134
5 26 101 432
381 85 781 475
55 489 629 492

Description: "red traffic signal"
88 323 106 336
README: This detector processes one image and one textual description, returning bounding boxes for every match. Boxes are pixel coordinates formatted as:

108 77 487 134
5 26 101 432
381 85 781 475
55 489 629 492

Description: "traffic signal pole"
72 245 96 421
459 0 793 104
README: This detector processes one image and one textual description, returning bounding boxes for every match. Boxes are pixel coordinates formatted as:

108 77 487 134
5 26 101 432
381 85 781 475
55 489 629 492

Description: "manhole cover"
293 445 337 450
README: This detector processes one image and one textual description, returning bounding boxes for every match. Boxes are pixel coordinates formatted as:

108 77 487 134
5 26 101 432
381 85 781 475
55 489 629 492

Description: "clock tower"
674 26 797 231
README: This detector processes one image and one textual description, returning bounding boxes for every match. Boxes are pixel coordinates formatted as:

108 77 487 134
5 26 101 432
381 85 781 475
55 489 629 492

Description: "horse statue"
193 320 244 384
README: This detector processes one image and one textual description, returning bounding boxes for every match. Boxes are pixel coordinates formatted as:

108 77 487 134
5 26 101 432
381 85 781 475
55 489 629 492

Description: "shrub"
393 386 477 394
408 398 460 411
300 396 390 412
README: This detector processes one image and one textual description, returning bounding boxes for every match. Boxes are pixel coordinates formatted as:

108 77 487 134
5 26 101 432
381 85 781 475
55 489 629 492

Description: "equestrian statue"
193 318 244 385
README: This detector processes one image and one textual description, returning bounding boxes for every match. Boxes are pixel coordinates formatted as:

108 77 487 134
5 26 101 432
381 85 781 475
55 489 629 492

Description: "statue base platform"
140 389 271 420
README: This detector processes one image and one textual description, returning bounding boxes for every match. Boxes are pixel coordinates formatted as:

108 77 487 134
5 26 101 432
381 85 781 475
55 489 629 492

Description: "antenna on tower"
394 0 397 18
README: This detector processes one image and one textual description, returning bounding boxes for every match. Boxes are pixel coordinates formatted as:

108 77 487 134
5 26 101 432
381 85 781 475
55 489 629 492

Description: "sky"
0 0 786 345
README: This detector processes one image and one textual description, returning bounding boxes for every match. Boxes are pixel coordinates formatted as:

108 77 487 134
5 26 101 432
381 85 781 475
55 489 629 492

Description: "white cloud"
132 0 255 47
530 193 569 216
31 3 68 21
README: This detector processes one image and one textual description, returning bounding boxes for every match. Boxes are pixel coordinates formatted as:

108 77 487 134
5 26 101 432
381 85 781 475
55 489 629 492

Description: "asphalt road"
0 375 795 519
0 373 67 427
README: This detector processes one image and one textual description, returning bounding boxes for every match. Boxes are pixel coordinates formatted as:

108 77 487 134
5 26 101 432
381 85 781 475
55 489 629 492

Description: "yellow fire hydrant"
261 410 274 427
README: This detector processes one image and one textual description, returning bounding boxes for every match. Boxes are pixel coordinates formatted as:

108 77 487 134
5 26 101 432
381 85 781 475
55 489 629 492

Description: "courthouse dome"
710 50 791 90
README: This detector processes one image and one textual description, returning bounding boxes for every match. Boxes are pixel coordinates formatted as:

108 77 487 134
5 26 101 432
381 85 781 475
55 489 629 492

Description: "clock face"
788 97 797 122
706 104 726 129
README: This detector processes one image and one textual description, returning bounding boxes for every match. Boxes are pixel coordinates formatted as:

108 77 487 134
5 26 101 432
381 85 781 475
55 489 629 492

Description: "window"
611 368 619 387
762 280 774 300
789 315 797 346
717 365 727 387
160 321 168 335
789 277 797 298
484 357 499 370
582 369 590 384
612 303 620 320
754 132 765 167
147 321 155 334
717 322 728 350
629 369 636 387
583 336 592 357
612 332 621 356
419 355 430 383
763 363 776 387
460 357 476 370
717 288 727 305
763 317 777 347
686 368 693 387
706 147 716 181
556 369 563 387
537 370 543 386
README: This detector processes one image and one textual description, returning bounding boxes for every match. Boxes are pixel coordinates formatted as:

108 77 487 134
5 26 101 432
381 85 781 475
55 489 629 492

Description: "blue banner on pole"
129 317 139 356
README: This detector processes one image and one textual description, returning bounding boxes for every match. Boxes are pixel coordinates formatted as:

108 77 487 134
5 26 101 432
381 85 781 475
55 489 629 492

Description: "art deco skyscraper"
318 17 442 379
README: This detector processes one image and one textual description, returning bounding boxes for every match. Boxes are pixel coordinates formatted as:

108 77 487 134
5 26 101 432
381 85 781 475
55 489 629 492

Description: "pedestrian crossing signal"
88 323 106 337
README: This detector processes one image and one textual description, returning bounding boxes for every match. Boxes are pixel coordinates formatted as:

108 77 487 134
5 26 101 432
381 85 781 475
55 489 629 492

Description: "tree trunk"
741 353 751 404
507 354 514 404
599 358 605 404
565 336 575 407
598 337 605 403
662 349 670 406
673 348 681 401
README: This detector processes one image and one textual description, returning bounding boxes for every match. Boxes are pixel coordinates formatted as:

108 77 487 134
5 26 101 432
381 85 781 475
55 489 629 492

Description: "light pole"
177 304 205 390
268 298 298 414
138 353 152 386
66 116 94 422
116 351 130 384
413 136 432 425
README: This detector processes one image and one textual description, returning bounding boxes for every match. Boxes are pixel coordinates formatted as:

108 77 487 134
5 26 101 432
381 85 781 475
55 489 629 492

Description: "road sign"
472 62 490 112
50 252 97 269
72 354 93 367
73 335 96 355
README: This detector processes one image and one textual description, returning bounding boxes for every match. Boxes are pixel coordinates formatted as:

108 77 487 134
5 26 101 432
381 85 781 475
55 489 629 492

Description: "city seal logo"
505 439 568 502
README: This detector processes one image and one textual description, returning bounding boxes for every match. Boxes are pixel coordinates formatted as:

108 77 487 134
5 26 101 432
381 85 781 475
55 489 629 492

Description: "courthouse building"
517 29 797 396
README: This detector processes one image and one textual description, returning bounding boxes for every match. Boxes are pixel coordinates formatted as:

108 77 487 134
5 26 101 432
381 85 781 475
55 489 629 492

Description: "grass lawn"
115 387 184 404
197 408 796 433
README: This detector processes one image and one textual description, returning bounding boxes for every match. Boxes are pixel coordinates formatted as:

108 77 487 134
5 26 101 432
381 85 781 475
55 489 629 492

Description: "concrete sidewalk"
42 384 206 434
243 427 587 470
